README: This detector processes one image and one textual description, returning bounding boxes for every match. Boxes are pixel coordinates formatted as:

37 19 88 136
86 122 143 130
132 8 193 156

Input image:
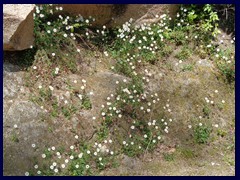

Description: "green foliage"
81 95 92 110
203 105 211 118
11 133 19 143
163 153 174 161
194 124 211 144
175 46 192 60
182 64 194 72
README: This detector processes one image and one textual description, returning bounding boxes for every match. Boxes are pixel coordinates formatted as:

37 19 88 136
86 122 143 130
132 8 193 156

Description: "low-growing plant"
194 124 211 144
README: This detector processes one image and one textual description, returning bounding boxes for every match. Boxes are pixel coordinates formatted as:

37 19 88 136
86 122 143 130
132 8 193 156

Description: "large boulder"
3 4 35 51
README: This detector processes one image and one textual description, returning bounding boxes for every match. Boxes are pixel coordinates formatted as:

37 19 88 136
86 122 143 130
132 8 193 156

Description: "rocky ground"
3 32 235 175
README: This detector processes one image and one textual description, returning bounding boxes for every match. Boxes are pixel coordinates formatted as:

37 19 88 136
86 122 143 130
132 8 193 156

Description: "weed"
175 46 192 60
163 153 174 161
181 64 194 72
11 133 19 143
194 124 211 144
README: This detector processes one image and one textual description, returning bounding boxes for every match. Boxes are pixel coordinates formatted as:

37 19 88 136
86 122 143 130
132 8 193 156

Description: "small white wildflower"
25 172 29 176
87 150 91 154
144 134 148 138
86 165 90 169
51 146 55 151
63 34 67 38
70 155 74 160
75 164 79 168
222 100 225 103
188 125 192 129
54 168 58 173
49 86 54 91
42 154 46 158
32 144 36 148
78 153 83 158
34 165 38 169
65 159 69 163
14 124 18 128
199 123 203 126
33 66 37 70
70 145 74 150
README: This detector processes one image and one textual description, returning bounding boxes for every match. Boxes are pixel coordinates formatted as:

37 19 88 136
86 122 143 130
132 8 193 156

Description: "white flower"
77 49 81 53
222 100 225 103
53 162 57 166
51 146 55 151
188 125 192 129
70 145 74 150
70 155 74 160
131 126 135 130
75 164 79 168
47 21 51 25
85 19 89 23
37 171 41 174
14 124 18 128
110 151 114 155
65 159 69 163
73 80 77 84
144 134 148 138
63 34 68 38
53 28 57 33
50 165 54 170
49 86 54 91
42 154 46 158
25 172 29 176
199 123 203 126
61 164 65 168
54 168 58 173
123 141 126 145
59 7 63 11
40 14 44 18
94 152 97 156
104 51 109 57
52 53 55 57
32 144 36 148
157 136 161 140
78 153 83 158
86 165 90 169
33 66 37 70
214 124 219 128
87 150 91 154
99 157 102 161
56 152 61 156
109 139 112 143
214 90 218 93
